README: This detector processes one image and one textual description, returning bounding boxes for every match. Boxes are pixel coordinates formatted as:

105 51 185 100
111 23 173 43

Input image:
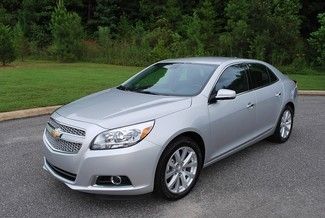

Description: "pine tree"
13 22 30 61
94 0 119 35
50 0 84 62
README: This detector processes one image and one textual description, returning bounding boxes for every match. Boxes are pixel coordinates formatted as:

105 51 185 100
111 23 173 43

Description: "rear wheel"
269 106 294 143
154 136 203 200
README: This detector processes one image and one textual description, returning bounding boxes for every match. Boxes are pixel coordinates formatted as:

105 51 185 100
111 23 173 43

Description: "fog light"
111 176 122 185
95 176 132 186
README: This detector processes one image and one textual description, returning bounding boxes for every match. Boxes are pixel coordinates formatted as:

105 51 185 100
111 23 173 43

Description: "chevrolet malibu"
43 57 297 200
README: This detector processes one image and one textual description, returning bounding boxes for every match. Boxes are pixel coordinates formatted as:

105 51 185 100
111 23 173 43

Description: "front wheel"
154 136 203 200
269 106 294 143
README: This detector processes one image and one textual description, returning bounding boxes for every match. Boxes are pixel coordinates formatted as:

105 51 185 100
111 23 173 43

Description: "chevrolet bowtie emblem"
51 128 63 139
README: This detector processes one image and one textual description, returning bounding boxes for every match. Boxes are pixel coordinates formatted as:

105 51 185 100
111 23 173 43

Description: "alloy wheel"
164 146 198 194
280 109 292 139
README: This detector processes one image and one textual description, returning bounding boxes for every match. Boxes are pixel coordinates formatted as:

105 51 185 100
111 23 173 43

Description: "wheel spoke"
167 174 178 188
180 147 187 161
285 124 291 131
182 151 194 167
174 150 181 163
183 171 195 178
180 173 188 189
183 161 197 168
166 170 176 179
280 127 285 138
284 129 288 138
174 175 180 192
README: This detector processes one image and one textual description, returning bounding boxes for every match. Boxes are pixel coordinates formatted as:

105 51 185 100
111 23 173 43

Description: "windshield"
118 63 218 96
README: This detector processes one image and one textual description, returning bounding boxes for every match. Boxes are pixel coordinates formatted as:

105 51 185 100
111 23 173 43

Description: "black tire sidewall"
154 136 203 200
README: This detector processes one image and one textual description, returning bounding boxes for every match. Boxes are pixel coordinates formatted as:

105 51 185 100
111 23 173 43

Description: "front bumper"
42 114 162 195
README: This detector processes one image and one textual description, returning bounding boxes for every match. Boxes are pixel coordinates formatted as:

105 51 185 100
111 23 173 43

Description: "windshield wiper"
134 90 159 95
117 85 158 95
116 85 130 91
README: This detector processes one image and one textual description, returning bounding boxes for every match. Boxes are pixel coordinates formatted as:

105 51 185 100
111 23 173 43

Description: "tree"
308 13 325 66
222 0 301 64
0 24 15 65
50 0 84 62
19 0 55 48
93 0 119 36
181 0 217 56
13 22 30 61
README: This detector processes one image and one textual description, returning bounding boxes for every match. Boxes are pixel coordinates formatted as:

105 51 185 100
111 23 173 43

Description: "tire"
154 136 203 200
268 105 294 143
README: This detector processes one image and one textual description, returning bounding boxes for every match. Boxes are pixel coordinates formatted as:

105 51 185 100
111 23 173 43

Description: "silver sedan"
42 57 297 200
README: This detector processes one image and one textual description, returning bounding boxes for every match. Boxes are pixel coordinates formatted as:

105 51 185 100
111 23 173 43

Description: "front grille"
45 130 82 154
48 118 86 137
46 160 76 182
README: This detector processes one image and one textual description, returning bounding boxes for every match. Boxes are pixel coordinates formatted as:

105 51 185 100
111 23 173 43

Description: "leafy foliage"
19 0 55 48
308 13 325 66
93 0 119 36
0 0 324 67
0 24 15 65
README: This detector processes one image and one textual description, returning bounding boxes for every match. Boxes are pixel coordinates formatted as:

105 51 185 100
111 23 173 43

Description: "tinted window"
247 63 270 89
267 67 278 83
120 63 217 96
214 65 249 94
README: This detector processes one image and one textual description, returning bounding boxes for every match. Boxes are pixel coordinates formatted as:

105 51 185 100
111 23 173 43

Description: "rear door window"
267 68 279 83
247 63 271 89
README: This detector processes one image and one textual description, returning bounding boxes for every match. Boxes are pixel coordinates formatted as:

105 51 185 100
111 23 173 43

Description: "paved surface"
0 96 324 217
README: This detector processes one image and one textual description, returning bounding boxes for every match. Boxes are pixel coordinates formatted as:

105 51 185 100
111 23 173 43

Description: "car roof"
159 57 238 65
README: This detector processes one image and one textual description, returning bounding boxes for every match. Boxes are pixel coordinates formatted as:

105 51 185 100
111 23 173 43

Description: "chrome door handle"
246 103 255 109
275 92 282 97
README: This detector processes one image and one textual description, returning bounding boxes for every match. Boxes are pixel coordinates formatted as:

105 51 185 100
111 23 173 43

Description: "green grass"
286 74 325 90
0 61 324 112
279 65 325 90
0 61 141 112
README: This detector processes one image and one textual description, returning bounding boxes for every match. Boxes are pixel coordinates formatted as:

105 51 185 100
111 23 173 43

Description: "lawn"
0 61 324 112
0 61 141 112
286 74 325 91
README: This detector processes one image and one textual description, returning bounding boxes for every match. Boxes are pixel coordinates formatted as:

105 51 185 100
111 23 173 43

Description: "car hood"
56 88 192 129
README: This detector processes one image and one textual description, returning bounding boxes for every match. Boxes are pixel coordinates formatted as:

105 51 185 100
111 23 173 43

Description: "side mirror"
215 89 236 100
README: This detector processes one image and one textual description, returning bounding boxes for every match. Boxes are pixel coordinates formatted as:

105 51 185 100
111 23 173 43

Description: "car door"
208 64 257 159
246 63 283 135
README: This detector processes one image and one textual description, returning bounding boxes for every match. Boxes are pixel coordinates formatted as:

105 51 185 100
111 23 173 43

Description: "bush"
308 13 325 66
50 0 83 62
97 26 112 63
81 40 102 62
0 24 15 65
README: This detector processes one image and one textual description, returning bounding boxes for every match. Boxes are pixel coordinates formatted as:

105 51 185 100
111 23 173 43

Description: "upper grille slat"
45 118 86 154
45 131 82 153
48 118 86 137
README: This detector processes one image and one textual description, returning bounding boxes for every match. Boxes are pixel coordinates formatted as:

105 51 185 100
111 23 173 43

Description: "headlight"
91 120 154 150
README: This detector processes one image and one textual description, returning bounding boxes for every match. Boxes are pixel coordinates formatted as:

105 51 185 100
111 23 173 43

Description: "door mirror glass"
215 89 236 100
